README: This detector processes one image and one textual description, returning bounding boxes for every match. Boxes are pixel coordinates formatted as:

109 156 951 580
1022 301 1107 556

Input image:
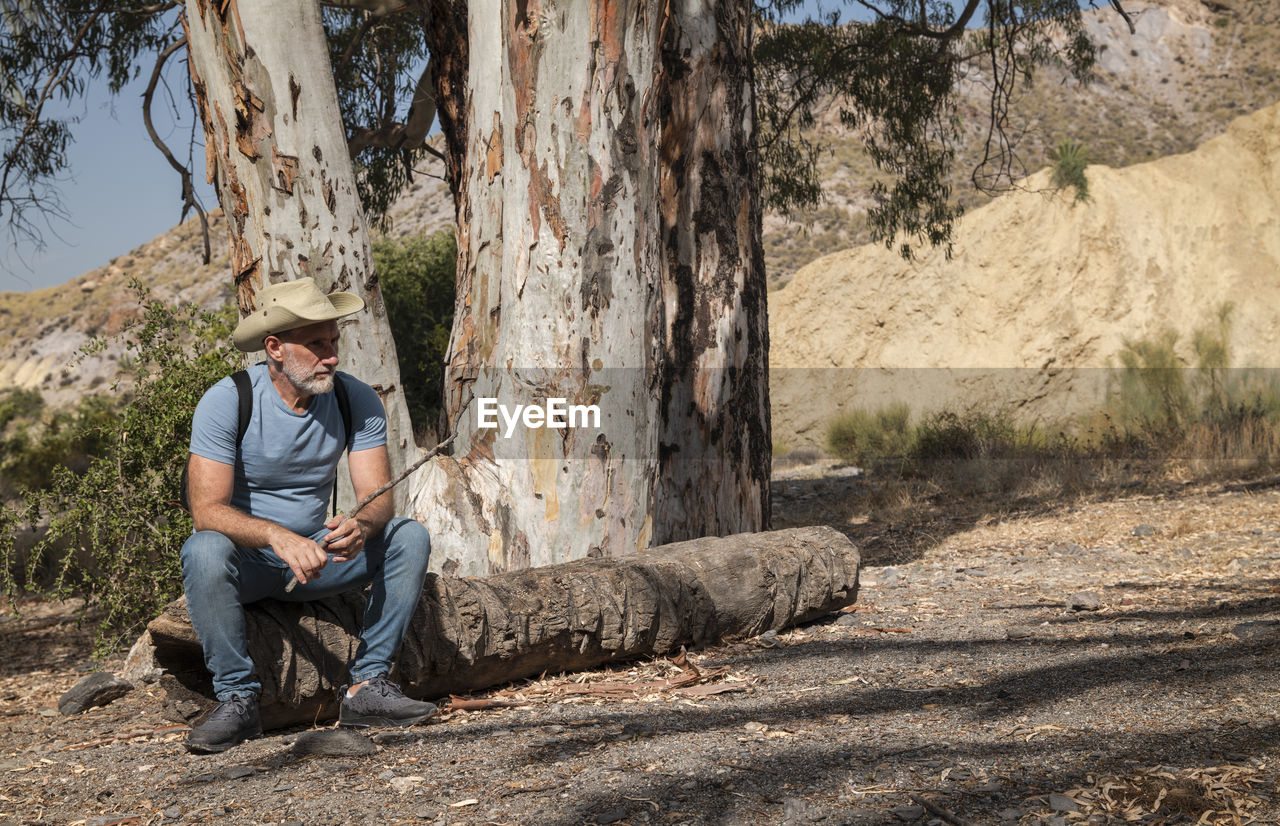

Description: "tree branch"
1109 0 1136 34
848 0 980 41
0 6 105 245
143 35 211 264
346 54 436 157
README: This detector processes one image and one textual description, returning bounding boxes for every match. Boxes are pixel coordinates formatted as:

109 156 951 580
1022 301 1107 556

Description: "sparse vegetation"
826 403 914 469
1050 138 1091 202
0 281 240 655
813 305 1280 526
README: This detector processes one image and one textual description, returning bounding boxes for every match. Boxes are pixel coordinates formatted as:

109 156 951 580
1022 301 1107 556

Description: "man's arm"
187 453 330 585
322 444 394 562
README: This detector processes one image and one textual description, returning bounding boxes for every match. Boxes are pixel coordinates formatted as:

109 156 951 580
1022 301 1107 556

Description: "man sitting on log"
181 278 435 754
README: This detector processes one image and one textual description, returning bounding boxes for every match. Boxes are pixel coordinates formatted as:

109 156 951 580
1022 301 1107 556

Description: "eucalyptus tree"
0 0 1127 576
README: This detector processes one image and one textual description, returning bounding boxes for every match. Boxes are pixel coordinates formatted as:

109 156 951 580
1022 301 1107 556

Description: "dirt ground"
3 472 1280 826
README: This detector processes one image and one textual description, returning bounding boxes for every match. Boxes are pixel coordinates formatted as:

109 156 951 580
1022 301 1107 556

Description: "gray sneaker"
339 675 438 728
184 694 262 754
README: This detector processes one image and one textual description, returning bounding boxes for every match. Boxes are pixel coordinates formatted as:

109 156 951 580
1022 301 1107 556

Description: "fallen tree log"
145 525 859 729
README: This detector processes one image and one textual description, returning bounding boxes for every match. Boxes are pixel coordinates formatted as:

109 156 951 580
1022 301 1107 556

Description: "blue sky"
1 73 216 293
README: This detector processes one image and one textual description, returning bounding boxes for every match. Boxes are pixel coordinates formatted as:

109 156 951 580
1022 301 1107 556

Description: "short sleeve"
343 375 387 452
189 378 240 464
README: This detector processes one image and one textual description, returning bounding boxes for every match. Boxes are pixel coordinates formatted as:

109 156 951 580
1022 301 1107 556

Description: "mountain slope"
769 101 1280 450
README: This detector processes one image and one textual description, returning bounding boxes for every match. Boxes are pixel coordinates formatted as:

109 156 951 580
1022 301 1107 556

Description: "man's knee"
382 518 431 573
180 530 239 583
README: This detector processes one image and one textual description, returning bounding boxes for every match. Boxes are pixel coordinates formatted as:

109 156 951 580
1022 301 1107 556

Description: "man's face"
276 320 340 395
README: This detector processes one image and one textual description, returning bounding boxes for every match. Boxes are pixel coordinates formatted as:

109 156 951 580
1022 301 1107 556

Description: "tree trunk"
183 0 417 509
410 0 770 576
146 526 857 729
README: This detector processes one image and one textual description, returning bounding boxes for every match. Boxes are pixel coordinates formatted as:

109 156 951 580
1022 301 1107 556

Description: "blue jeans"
179 518 431 701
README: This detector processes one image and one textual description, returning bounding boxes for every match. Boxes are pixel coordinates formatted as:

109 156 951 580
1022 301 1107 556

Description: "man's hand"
268 527 331 586
323 514 368 563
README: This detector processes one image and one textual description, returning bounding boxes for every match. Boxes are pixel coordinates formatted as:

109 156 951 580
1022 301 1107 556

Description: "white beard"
282 354 335 396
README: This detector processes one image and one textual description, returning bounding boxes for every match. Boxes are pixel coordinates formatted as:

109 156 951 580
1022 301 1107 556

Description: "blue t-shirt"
188 362 387 535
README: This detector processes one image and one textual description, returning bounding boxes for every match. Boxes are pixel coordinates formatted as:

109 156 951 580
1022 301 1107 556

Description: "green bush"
0 396 117 497
0 388 43 431
0 280 240 655
1113 328 1190 432
1050 138 1091 203
375 230 456 443
911 410 1055 463
826 403 914 467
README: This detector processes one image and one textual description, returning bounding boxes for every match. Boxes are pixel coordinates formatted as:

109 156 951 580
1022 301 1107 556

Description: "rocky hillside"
766 0 1280 283
769 100 1280 450
1 0 1276 410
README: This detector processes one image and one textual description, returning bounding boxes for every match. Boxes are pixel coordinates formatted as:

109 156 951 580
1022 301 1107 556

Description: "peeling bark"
183 0 417 509
147 527 858 729
412 0 769 575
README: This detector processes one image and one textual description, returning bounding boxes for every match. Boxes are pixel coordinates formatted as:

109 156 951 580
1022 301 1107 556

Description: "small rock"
1067 591 1103 612
891 804 925 821
413 804 435 820
224 765 255 780
1046 817 1068 826
88 815 145 826
596 807 627 824
678 780 699 791
120 631 162 686
1231 620 1280 640
390 776 425 794
59 672 134 716
997 807 1025 823
163 806 181 820
378 770 396 781
879 567 901 584
783 798 807 819
836 613 861 626
1132 524 1156 537
191 772 217 784
291 729 376 757
1048 793 1081 812
759 629 779 641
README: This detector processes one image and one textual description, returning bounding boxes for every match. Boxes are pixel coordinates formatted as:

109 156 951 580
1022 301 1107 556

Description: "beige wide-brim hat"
232 278 365 352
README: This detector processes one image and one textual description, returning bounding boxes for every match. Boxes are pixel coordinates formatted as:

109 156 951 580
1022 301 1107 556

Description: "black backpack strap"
181 370 253 513
231 370 253 447
331 373 353 517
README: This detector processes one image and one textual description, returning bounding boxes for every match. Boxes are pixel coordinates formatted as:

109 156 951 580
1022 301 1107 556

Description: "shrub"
375 230 457 443
0 280 239 655
1113 328 1190 432
1050 138 1090 203
826 403 914 467
0 388 43 431
0 396 117 497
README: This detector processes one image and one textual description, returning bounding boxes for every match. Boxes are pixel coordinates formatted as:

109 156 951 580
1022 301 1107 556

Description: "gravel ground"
3 477 1280 825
